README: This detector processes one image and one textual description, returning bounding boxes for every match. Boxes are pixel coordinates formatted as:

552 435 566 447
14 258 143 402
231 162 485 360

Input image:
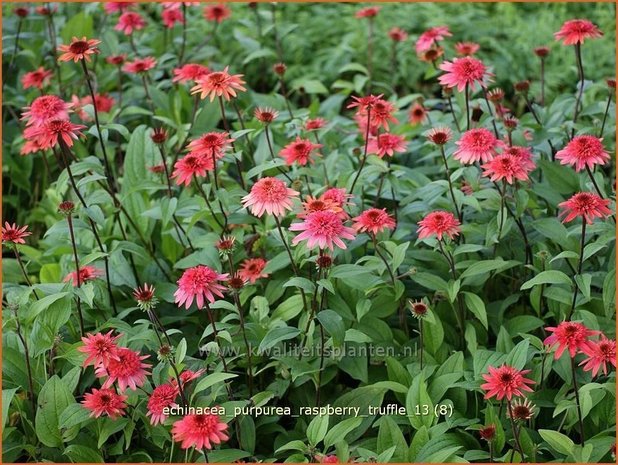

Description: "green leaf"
539 429 575 456
60 12 93 43
520 270 572 290
410 272 448 291
192 372 238 397
306 414 329 446
323 417 363 448
463 292 488 329
59 403 92 431
406 376 433 430
316 310 345 347
64 445 104 463
377 416 408 460
35 376 75 447
505 339 530 370
283 277 315 293
2 389 18 427
460 259 519 280
258 326 300 352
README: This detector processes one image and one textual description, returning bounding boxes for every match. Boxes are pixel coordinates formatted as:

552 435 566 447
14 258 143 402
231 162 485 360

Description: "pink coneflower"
426 126 453 146
21 95 71 127
82 388 127 419
63 265 103 286
353 208 396 235
25 119 85 149
439 57 490 92
558 192 612 224
187 132 234 159
78 331 122 368
115 11 146 35
147 383 179 425
455 41 480 56
482 154 531 184
172 63 210 83
419 47 444 63
96 347 151 392
171 413 229 450
177 368 206 386
1 222 31 244
171 154 213 186
77 94 115 120
417 211 461 241
321 187 353 211
453 128 500 164
481 364 535 401
579 335 616 376
203 4 231 23
21 67 53 90
104 2 136 13
238 258 269 284
366 133 406 158
290 210 356 251
388 27 408 42
106 54 127 66
174 265 229 309
133 283 158 311
254 107 279 124
305 118 327 131
58 37 101 62
162 7 184 28
355 6 380 19
279 137 322 166
242 177 299 217
408 102 427 125
215 235 236 255
415 26 452 54
555 135 610 172
20 139 45 156
554 19 602 45
191 67 246 101
298 196 342 219
123 57 157 74
544 321 600 359
501 146 536 172
348 94 398 131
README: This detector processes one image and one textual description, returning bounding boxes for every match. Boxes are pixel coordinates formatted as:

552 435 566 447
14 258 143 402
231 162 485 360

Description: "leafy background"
2 1 617 463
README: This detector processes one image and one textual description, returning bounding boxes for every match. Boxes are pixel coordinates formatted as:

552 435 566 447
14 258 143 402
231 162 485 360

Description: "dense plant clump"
2 2 616 463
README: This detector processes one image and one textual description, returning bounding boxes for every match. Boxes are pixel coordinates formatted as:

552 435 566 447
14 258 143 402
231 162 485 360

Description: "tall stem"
178 3 187 65
66 214 85 336
465 83 470 130
193 176 226 233
366 18 374 92
203 304 234 399
217 96 246 190
507 400 525 461
482 88 500 138
264 125 293 182
12 306 37 415
446 95 462 133
8 18 23 72
418 318 424 369
599 91 612 138
571 43 585 137
568 218 586 319
12 245 40 300
494 180 507 256
540 57 546 106
349 107 372 195
372 234 395 285
570 356 586 445
439 145 461 221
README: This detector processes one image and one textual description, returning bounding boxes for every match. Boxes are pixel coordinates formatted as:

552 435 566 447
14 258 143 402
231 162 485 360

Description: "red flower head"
147 383 179 425
579 335 616 377
481 364 536 400
21 67 53 90
417 211 461 241
439 57 490 92
453 128 501 164
321 187 353 212
353 208 396 235
415 26 452 54
455 41 480 56
162 7 184 28
544 321 600 359
191 66 246 101
254 107 279 124
82 388 127 419
177 368 206 386
419 47 444 63
133 283 158 311
78 330 122 368
82 93 115 114
123 57 157 74
187 132 234 159
355 6 380 19
21 95 71 127
203 4 231 23
58 37 101 62
482 154 531 184
426 126 453 146
25 119 85 149
279 137 322 166
1 222 31 245
151 127 168 145
14 7 29 18
173 63 210 84
106 54 127 66
534 46 551 58
348 95 398 131
388 27 408 42
554 19 602 45
305 118 327 131
174 265 229 309
36 6 53 16
290 210 356 251
556 135 610 172
367 133 406 158
273 62 287 76
172 413 229 450
479 425 496 442
316 455 340 464
298 196 343 219
104 2 136 14
63 265 103 286
501 146 536 172
238 258 269 284
558 192 612 224
115 11 146 35
96 347 151 392
408 102 427 125
242 177 299 218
